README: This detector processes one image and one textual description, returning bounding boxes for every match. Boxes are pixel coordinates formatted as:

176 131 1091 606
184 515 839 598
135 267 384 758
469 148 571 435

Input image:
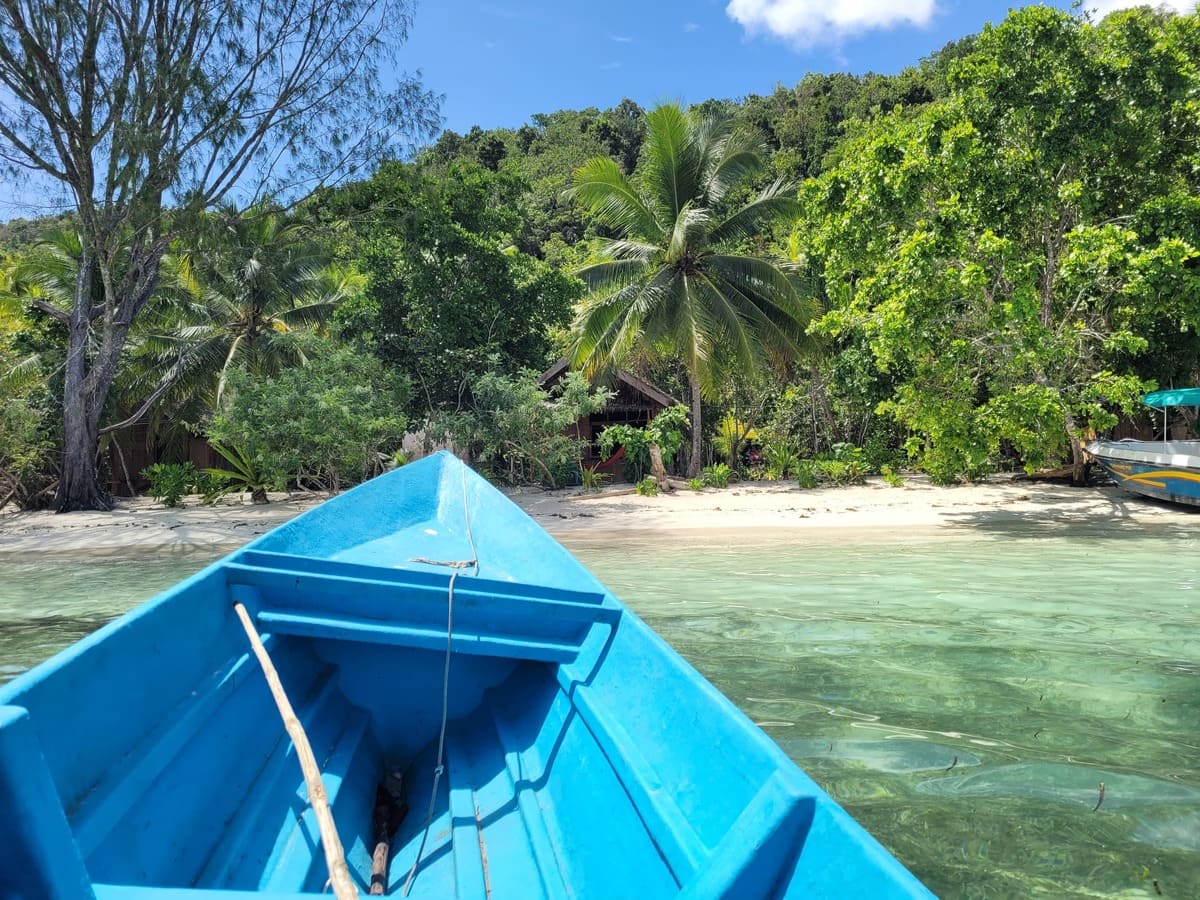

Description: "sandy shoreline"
2 474 1198 558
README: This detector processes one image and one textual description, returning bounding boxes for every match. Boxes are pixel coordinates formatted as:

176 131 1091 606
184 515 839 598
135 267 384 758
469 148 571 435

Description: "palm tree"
566 103 818 476
125 204 354 434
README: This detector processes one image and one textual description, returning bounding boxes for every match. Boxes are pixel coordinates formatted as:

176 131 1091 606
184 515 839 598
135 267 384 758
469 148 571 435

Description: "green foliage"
141 462 197 507
688 477 705 491
449 369 611 487
0 269 58 510
580 464 610 492
325 161 578 416
127 204 349 438
701 463 732 488
798 6 1200 481
597 404 690 481
646 405 690 464
597 423 651 482
0 391 56 510
635 476 659 497
794 460 819 489
712 415 757 465
881 465 905 487
0 0 438 511
207 349 410 493
202 443 283 505
794 444 869 486
762 441 800 478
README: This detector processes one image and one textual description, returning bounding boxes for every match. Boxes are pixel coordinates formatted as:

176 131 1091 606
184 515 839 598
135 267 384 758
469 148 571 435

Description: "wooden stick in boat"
370 772 407 895
233 602 359 900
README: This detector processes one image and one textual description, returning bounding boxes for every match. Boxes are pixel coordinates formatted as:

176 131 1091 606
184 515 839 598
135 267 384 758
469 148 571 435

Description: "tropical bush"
794 460 819 489
207 349 409 493
712 415 757 466
449 369 611 487
141 462 197 507
635 476 659 497
0 393 56 510
701 463 732 488
202 443 282 504
762 441 800 478
598 404 689 482
580 464 610 492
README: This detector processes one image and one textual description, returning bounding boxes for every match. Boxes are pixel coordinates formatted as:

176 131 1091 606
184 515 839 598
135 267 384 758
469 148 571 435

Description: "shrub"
202 443 282 504
598 404 689 482
635 476 659 496
0 394 56 510
207 349 410 493
687 477 704 491
581 464 610 492
701 463 732 488
142 462 197 507
881 464 905 487
795 460 819 489
762 441 799 478
447 369 612 488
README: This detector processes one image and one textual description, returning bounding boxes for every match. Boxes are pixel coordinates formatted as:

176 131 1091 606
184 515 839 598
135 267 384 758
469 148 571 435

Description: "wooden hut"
538 358 680 476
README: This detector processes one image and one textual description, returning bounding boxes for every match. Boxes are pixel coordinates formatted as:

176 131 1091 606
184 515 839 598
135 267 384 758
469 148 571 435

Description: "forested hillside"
3 5 1197 508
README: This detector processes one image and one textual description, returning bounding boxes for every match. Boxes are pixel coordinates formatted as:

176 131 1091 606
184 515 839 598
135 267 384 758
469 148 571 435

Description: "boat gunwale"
1087 438 1200 470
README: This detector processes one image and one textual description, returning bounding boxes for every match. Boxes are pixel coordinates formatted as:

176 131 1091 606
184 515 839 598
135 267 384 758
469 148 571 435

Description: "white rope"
401 568 457 897
402 459 479 896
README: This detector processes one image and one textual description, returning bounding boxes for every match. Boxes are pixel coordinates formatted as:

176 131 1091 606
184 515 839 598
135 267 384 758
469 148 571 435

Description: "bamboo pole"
233 602 359 899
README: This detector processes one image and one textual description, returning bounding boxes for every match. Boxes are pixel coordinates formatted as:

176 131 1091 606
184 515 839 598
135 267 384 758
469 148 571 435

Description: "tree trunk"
687 374 703 478
648 443 673 492
1068 419 1094 487
58 393 110 512
56 252 112 512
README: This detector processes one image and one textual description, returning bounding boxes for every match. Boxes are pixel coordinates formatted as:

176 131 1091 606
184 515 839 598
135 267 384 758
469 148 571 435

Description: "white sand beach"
1 474 1196 557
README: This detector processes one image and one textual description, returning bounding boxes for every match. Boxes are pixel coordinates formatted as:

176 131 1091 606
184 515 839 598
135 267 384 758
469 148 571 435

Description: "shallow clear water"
560 525 1200 899
2 523 1198 898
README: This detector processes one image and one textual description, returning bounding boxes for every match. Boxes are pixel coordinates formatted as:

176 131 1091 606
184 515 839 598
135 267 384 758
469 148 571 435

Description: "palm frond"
667 203 713 261
641 104 701 224
702 129 769 202
709 181 801 245
573 258 653 294
567 157 660 238
705 254 823 360
590 238 660 262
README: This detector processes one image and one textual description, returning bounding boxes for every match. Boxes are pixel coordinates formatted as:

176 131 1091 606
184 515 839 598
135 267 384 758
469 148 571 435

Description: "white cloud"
725 0 938 46
684 22 701 32
609 33 633 42
1084 0 1196 17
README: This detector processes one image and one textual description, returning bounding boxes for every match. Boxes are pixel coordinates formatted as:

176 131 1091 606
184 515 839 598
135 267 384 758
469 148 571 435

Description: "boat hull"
1088 439 1200 508
0 452 931 898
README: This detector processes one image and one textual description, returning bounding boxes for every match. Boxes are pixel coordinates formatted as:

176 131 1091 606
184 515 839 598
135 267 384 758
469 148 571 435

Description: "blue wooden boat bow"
0 452 932 898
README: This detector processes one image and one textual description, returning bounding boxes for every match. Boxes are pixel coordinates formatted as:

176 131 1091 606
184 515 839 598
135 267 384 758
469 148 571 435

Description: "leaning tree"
0 0 439 509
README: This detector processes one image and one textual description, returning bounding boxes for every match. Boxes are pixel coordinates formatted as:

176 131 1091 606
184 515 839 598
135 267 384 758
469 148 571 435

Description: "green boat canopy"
1143 388 1200 408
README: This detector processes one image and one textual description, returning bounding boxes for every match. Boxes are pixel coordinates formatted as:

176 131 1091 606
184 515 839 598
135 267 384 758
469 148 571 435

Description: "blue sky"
401 1 1195 138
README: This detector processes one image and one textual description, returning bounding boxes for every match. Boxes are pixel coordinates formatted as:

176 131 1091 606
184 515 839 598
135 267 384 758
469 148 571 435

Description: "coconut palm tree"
566 103 818 476
125 204 354 434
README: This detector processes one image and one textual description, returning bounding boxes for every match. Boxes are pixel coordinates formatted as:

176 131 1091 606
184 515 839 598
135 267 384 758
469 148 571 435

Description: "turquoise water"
560 525 1200 898
2 524 1198 897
